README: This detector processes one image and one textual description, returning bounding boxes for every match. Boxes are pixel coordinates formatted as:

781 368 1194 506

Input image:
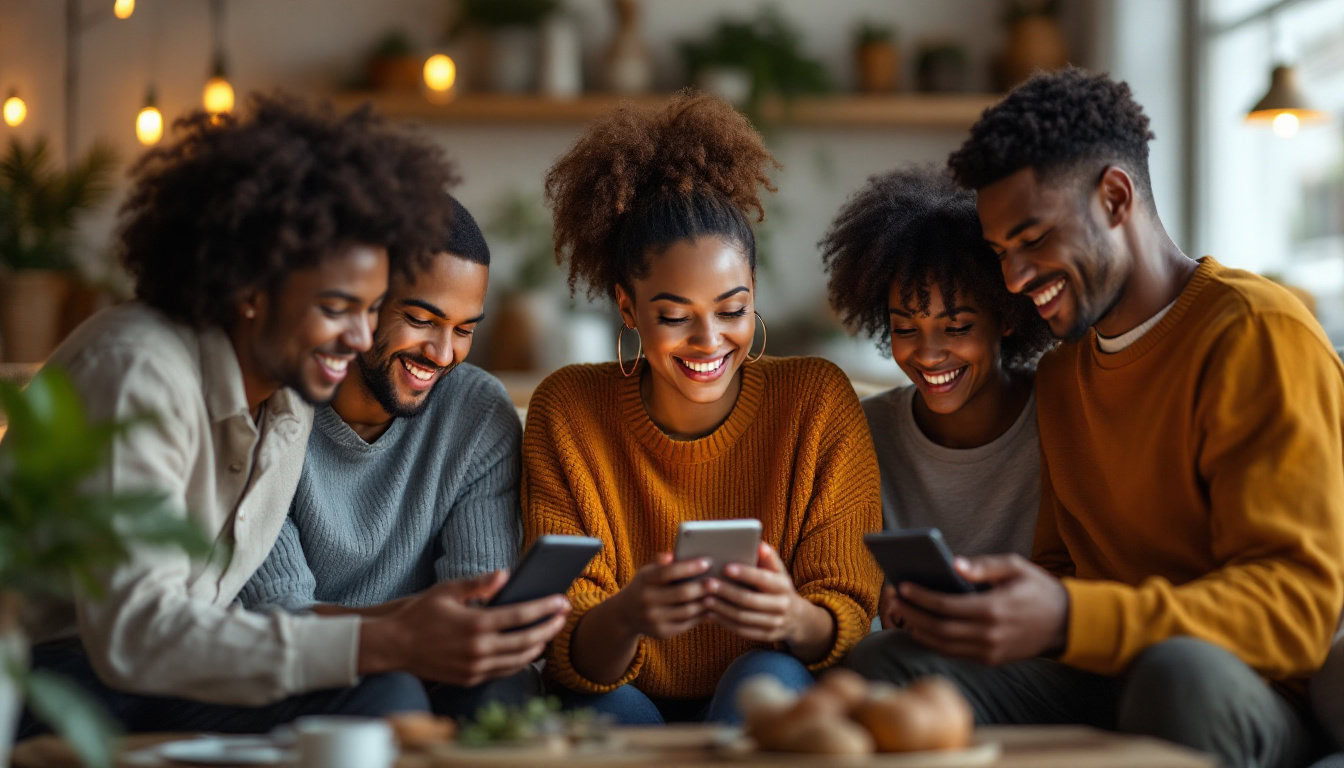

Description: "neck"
641 367 743 440
228 324 279 422
1094 214 1198 338
913 368 1030 450
332 366 395 442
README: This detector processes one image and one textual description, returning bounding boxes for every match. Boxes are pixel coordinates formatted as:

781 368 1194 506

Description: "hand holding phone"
487 535 601 631
864 529 987 595
673 519 762 579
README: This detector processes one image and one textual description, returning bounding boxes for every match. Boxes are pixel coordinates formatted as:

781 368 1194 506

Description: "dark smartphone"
864 528 987 594
487 534 602 609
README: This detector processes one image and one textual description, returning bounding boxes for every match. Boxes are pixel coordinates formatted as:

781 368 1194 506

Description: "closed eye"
658 315 689 325
947 325 973 335
719 308 749 319
404 314 433 328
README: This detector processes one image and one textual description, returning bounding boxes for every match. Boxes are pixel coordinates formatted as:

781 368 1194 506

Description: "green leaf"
25 670 119 768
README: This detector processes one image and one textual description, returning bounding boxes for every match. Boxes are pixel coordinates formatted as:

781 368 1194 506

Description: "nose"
1001 251 1036 295
913 332 948 369
688 315 722 353
423 328 455 368
344 313 374 353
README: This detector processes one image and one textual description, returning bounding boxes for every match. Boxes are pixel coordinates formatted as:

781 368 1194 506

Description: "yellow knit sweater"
1035 257 1344 691
522 356 882 699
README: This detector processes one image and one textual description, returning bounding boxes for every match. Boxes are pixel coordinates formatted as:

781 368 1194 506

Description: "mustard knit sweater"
522 356 882 698
1035 257 1344 692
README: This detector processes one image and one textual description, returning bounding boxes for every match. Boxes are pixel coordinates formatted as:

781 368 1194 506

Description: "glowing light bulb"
136 105 163 145
203 76 235 115
3 95 26 127
423 54 456 93
1271 111 1300 139
114 0 134 19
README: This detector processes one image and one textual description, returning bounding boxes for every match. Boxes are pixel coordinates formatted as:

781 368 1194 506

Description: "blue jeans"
559 650 814 725
16 639 430 739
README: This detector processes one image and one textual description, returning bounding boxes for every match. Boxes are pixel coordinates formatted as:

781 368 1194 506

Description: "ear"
234 287 266 323
613 283 638 329
1096 166 1135 228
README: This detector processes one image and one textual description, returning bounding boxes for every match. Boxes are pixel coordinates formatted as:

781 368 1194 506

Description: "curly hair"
948 68 1155 205
545 91 778 300
820 167 1053 371
119 93 460 328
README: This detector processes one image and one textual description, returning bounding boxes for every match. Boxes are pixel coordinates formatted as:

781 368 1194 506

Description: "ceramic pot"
490 27 539 93
998 15 1069 90
485 290 560 371
539 16 582 98
602 0 653 94
856 42 900 93
367 55 422 91
0 270 72 363
697 67 752 108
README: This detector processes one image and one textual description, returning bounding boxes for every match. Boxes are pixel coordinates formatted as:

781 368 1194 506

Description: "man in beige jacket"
15 96 561 737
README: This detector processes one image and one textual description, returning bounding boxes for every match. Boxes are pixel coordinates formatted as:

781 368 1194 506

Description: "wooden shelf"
328 91 1000 129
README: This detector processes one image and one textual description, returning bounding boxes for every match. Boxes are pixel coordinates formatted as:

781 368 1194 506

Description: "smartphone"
864 528 986 594
674 519 762 579
488 534 602 608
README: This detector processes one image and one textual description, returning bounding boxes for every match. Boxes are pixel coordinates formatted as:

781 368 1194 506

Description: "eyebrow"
318 290 362 303
649 286 751 304
1004 217 1042 241
889 306 979 319
399 298 446 318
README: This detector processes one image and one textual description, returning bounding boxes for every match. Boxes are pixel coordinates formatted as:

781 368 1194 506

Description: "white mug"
294 715 396 768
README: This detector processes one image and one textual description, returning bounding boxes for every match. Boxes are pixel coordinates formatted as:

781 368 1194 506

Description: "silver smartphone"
674 519 763 579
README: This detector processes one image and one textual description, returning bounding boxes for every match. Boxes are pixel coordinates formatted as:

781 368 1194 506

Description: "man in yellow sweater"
847 68 1344 768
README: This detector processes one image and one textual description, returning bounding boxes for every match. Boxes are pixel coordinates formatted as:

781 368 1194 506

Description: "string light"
2 92 26 127
202 56 234 115
423 54 456 93
136 88 162 145
113 0 135 20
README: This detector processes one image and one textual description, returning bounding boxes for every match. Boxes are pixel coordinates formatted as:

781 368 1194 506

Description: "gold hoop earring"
617 324 642 377
746 311 767 364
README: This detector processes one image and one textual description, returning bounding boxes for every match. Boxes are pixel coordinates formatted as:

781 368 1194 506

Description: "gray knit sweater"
239 363 522 611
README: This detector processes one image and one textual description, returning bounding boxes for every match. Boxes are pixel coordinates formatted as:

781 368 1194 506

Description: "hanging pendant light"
136 87 163 145
113 0 135 20
202 55 235 115
1246 64 1328 138
2 90 26 127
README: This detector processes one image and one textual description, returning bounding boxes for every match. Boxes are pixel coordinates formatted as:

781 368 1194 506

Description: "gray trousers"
844 632 1323 768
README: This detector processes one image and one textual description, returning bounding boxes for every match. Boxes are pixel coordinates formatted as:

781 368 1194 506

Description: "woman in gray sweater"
820 167 1054 630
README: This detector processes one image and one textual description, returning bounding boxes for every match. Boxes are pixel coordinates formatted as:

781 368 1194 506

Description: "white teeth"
316 354 348 372
1032 279 1065 307
680 356 725 373
921 367 965 386
400 358 434 381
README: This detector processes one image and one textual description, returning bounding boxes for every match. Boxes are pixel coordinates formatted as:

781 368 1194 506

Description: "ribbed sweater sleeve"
434 386 524 581
790 372 883 671
237 514 318 612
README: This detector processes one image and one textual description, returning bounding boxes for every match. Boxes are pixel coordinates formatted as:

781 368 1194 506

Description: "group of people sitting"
13 68 1344 768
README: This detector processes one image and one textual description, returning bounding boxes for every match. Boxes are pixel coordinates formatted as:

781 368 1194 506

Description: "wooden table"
11 724 1216 767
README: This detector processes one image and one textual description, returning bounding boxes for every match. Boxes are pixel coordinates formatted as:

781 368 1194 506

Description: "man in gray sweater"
240 195 566 718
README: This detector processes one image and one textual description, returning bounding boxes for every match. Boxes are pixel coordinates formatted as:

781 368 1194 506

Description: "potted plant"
854 22 900 93
679 7 830 123
916 42 969 93
454 0 559 93
0 367 211 767
0 138 116 363
367 30 423 92
996 0 1069 90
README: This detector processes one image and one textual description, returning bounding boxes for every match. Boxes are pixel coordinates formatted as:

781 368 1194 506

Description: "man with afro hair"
17 94 472 737
846 68 1344 767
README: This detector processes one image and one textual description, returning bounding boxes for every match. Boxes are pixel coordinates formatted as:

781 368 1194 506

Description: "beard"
1059 220 1126 342
356 336 452 418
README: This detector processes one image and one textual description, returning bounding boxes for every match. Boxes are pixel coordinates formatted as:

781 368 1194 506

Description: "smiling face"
244 243 388 405
977 167 1129 341
890 280 1008 416
355 252 488 418
615 236 756 415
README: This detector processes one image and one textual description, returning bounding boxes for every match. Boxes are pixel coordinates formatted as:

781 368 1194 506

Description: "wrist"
600 589 641 643
356 615 404 676
786 595 831 647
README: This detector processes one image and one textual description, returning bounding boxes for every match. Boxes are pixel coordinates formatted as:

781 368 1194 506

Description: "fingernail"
705 579 719 591
724 564 739 576
954 557 970 570
699 558 711 569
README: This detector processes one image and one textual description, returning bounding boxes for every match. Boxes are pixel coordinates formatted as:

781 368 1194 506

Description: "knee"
1118 637 1251 735
843 630 942 685
342 672 430 716
723 650 813 690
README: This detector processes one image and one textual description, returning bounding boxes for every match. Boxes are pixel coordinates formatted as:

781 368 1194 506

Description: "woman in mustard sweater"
522 93 882 724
